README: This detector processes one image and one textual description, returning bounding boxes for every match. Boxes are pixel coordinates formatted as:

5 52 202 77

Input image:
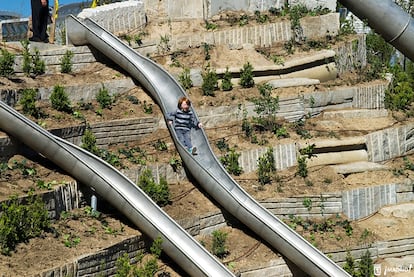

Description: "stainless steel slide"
0 103 234 276
339 0 414 61
64 16 349 276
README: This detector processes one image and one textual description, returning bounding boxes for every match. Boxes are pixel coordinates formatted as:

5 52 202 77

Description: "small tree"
21 40 32 76
137 169 171 206
201 65 218 96
358 249 374 277
96 85 113 109
60 50 74 73
343 251 357 276
252 83 279 132
81 128 100 156
257 147 276 185
31 48 45 76
50 85 72 113
21 40 45 77
220 147 243 176
221 67 233 91
0 48 15 78
178 67 193 90
239 61 255 88
19 88 44 118
211 229 229 258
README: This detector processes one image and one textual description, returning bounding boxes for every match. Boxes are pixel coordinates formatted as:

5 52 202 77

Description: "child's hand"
168 120 173 125
198 122 203 128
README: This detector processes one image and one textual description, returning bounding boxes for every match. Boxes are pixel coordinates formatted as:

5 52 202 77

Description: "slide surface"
66 16 350 277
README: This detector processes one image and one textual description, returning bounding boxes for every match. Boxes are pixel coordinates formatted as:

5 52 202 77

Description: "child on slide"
168 97 202 155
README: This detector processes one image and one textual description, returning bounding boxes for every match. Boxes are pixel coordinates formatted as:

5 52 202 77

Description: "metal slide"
64 16 349 277
339 0 414 61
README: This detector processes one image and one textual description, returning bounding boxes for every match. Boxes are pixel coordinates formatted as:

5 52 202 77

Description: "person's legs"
30 0 42 41
176 129 192 150
39 4 49 42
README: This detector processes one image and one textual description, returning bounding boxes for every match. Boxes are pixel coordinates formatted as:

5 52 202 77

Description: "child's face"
180 101 190 111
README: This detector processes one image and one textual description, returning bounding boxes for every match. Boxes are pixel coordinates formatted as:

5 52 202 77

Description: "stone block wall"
78 0 147 35
342 182 414 220
143 0 335 21
366 123 414 162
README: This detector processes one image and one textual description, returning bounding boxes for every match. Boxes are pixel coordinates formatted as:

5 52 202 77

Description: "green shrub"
50 85 72 113
211 229 228 258
239 14 249 26
343 251 357 276
205 20 218 30
221 67 233 91
275 126 289 138
257 147 276 185
178 67 193 90
358 249 374 277
215 138 230 152
115 237 165 277
21 40 32 76
81 128 100 155
241 106 254 140
143 100 153 114
169 156 182 172
60 50 74 73
21 40 45 77
32 48 45 76
137 169 170 206
0 48 15 78
252 83 279 132
96 85 113 109
0 193 50 255
202 66 218 96
296 155 308 178
254 10 269 24
202 42 212 60
152 139 167 151
239 61 254 88
19 88 44 119
220 148 243 176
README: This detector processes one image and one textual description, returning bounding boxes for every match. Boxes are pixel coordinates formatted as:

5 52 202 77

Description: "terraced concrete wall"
9 13 344 74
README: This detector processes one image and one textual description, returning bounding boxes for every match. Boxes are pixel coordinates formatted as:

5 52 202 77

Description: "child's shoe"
191 147 197 155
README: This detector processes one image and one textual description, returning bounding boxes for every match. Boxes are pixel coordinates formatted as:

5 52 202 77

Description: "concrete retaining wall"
9 12 344 74
78 0 147 35
143 0 336 21
367 123 414 162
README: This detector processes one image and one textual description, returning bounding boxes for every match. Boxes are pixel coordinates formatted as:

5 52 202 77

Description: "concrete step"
331 161 387 174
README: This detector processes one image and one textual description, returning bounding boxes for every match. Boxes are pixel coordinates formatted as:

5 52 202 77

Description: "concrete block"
78 1 146 34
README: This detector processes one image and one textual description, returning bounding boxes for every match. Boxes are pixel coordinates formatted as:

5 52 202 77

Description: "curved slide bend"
0 104 234 276
65 16 350 277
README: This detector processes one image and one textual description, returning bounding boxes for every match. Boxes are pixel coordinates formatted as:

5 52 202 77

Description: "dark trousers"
176 128 192 150
31 0 49 41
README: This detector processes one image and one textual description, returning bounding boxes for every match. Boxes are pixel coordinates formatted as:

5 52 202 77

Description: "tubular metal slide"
0 15 351 276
